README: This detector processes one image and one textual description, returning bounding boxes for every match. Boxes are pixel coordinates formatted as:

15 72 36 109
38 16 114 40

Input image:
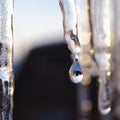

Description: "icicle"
90 0 112 114
0 0 14 119
59 0 83 83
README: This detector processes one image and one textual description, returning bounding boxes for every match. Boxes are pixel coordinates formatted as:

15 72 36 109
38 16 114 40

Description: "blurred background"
13 0 119 120
14 0 63 63
13 0 78 120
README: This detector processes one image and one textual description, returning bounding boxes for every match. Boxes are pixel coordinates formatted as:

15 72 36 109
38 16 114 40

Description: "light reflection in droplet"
69 59 83 83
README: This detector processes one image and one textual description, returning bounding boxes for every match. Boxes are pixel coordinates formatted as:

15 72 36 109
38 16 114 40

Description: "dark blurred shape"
13 42 77 120
13 41 114 120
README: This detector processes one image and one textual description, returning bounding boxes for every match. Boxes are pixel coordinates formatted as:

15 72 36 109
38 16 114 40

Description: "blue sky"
14 0 63 61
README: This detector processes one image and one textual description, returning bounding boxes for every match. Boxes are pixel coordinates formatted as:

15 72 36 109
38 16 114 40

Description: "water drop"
69 59 83 84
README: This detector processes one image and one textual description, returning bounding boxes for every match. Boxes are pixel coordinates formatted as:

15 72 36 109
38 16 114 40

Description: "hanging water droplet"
69 59 83 83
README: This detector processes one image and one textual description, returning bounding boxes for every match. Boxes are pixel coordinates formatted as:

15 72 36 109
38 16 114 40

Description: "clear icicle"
59 0 83 83
90 0 112 114
59 0 81 54
0 0 14 119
